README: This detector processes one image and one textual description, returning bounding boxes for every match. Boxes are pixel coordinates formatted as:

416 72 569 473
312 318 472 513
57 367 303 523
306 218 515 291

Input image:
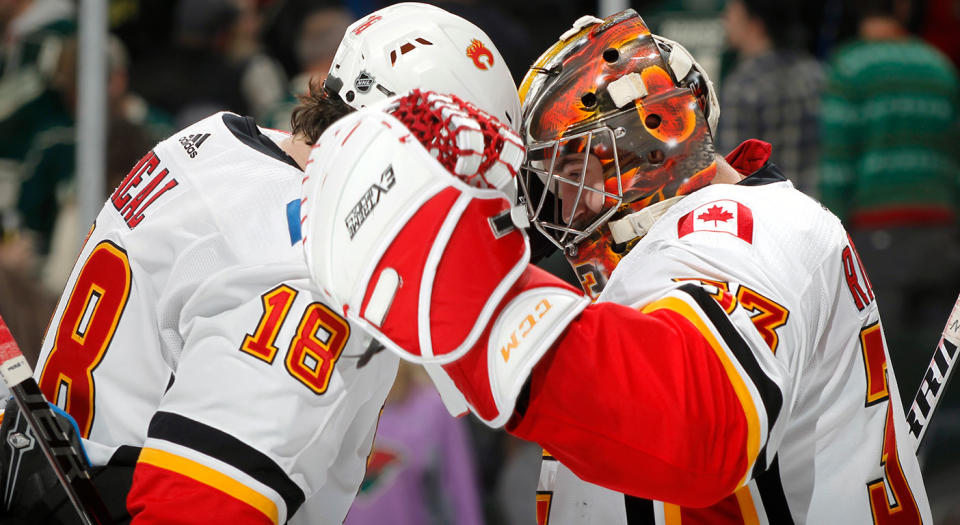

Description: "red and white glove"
301 90 588 426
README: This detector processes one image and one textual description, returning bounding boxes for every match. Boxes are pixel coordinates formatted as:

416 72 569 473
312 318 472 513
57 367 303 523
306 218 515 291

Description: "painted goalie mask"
518 10 720 299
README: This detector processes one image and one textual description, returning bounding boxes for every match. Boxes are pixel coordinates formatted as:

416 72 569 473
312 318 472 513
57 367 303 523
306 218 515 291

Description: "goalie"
302 10 932 524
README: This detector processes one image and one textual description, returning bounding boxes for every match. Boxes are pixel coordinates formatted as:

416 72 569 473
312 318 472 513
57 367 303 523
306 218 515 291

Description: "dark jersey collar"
725 139 788 186
222 113 301 170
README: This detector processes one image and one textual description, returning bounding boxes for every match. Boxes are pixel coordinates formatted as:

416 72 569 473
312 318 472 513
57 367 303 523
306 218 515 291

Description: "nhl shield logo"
355 71 375 93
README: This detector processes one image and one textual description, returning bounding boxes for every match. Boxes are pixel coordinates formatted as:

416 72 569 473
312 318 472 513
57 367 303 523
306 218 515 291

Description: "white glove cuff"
424 287 588 425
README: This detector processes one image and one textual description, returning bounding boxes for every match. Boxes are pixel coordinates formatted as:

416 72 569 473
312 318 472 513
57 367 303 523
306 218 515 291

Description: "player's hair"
290 77 354 145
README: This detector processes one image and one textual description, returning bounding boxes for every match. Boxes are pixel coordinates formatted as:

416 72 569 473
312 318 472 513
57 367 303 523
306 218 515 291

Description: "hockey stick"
0 315 112 524
906 292 960 452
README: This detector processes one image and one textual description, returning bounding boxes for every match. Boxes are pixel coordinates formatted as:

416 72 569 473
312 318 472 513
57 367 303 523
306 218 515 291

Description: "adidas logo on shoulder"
178 133 211 158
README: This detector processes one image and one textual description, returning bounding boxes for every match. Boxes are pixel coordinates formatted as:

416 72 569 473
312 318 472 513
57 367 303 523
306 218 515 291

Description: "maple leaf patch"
678 199 754 243
697 205 734 226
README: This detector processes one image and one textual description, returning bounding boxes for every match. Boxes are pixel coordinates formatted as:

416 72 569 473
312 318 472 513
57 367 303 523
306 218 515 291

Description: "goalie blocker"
300 90 588 426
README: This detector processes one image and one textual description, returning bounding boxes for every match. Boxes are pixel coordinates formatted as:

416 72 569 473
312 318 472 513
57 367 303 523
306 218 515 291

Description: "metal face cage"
519 125 624 256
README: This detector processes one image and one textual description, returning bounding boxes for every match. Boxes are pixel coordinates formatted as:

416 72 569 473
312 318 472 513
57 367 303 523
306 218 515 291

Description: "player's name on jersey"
109 150 179 229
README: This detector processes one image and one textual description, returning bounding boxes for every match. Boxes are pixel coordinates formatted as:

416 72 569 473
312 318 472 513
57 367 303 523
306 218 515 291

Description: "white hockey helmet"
323 2 521 131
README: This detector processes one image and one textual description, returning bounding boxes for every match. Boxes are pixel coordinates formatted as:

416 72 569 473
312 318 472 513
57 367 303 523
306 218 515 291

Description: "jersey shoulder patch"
677 199 754 243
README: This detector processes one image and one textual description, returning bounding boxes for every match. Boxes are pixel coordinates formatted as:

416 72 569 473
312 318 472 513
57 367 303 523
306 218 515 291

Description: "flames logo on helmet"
466 39 494 70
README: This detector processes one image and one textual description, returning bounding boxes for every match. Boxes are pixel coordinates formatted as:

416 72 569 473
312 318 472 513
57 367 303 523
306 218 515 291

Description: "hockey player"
301 9 933 524
0 4 519 524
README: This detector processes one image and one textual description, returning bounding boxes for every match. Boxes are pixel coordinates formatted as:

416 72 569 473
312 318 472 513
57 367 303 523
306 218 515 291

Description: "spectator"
0 0 74 242
429 0 536 83
9 28 75 258
0 263 56 367
343 362 485 525
484 0 583 73
129 0 284 127
718 0 825 196
14 36 159 281
259 0 340 80
291 6 352 89
0 0 96 359
263 6 353 131
0 0 74 88
819 0 960 403
0 230 37 284
35 36 159 293
0 0 74 101
0 257 57 409
100 35 174 146
228 0 288 120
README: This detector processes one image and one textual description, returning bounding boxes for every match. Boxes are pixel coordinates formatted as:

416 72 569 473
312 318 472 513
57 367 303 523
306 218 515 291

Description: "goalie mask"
324 2 521 132
518 10 720 299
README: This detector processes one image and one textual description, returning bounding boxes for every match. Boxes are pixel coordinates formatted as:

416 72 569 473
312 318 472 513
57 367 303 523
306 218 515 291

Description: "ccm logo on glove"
499 298 552 363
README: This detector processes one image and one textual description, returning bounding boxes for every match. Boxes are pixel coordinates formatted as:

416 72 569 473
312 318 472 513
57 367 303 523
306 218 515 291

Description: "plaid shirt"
716 50 825 197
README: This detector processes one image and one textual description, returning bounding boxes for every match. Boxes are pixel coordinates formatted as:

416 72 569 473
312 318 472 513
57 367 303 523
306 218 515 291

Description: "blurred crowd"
0 0 958 523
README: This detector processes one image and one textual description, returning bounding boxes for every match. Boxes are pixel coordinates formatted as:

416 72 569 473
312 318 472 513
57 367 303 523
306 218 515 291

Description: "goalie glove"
301 90 589 426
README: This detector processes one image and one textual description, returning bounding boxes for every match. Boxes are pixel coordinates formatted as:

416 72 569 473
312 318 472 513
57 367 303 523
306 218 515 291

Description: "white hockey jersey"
33 112 398 524
535 154 932 524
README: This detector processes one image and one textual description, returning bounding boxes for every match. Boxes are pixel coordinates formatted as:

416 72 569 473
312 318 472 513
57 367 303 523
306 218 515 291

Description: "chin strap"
608 196 685 244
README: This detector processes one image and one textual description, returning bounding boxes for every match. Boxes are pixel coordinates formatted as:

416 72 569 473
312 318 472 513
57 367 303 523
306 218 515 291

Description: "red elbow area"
509 293 768 507
128 448 278 525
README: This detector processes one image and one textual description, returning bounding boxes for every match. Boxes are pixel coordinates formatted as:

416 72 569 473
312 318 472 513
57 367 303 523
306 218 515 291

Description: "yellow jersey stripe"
735 486 761 525
664 502 682 524
138 447 279 525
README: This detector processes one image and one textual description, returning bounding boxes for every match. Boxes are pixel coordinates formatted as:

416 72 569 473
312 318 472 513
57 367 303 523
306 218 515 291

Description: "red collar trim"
725 139 772 175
